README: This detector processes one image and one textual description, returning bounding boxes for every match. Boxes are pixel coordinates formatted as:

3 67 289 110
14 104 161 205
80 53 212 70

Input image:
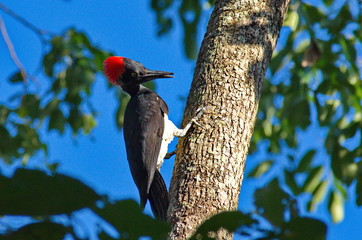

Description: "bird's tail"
148 170 169 221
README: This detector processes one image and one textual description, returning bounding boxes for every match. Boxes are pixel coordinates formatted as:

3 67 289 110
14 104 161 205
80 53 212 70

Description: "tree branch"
0 15 28 84
0 3 53 43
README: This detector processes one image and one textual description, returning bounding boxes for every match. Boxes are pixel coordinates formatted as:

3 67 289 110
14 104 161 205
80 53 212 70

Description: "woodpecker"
103 56 204 221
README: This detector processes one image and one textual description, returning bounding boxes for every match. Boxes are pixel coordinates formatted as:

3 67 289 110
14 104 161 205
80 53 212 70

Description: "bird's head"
103 57 174 88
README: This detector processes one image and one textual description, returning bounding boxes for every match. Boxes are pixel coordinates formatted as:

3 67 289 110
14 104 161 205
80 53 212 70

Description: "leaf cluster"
191 179 326 240
247 0 362 224
1 29 112 164
0 169 326 240
0 168 169 240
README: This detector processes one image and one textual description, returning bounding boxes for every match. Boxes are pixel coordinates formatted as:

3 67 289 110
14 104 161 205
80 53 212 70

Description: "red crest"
103 56 125 85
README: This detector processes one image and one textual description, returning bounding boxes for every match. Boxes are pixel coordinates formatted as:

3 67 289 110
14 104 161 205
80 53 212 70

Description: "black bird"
103 57 204 221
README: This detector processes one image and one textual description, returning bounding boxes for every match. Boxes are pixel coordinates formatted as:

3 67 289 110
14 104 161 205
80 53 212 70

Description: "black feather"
149 170 169 221
123 85 169 219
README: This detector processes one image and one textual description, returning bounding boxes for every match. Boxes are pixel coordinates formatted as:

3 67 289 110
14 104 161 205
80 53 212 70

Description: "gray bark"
169 0 290 239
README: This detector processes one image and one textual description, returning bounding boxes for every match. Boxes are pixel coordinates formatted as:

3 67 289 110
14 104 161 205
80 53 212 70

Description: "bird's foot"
191 106 212 129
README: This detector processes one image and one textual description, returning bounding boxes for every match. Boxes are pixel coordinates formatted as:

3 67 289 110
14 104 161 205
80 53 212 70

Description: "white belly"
157 114 177 169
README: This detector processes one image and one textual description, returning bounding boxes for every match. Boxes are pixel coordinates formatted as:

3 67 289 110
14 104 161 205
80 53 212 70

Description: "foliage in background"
0 0 361 239
1 28 112 165
250 0 362 225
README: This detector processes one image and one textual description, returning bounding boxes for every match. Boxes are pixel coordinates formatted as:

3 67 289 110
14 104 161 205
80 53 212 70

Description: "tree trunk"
169 0 290 239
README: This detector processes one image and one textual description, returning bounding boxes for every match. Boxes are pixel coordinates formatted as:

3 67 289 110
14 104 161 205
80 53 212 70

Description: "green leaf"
328 190 344 223
0 126 15 162
48 109 65 133
302 3 326 24
281 97 311 130
41 98 60 119
284 11 299 31
296 149 316 173
248 160 273 178
281 217 327 240
190 211 256 240
0 105 11 124
0 221 69 240
322 0 333 6
97 230 117 240
150 0 174 35
307 180 328 212
327 5 352 36
302 166 323 193
18 94 41 119
179 0 201 59
339 37 356 65
8 71 24 84
68 108 83 133
43 36 65 77
94 50 113 71
0 168 100 216
82 114 97 134
341 162 358 185
316 99 339 126
94 200 170 240
254 179 291 226
284 169 301 195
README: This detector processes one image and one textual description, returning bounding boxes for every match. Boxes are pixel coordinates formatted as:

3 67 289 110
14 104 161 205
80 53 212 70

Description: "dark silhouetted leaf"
19 94 41 119
190 211 257 240
179 0 201 59
254 179 291 226
97 230 117 240
48 109 65 133
280 217 327 240
296 150 316 173
41 98 60 119
0 105 10 124
0 221 69 240
94 200 170 240
284 169 301 195
0 168 100 216
302 4 325 24
8 71 24 84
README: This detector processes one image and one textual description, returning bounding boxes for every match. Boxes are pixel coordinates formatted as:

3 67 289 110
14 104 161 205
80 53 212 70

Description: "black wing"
123 88 168 209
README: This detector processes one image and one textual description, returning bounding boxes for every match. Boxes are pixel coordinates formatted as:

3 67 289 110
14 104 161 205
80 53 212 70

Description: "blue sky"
0 0 361 239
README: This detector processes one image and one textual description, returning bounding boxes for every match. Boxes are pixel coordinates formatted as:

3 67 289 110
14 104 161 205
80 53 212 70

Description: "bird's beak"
139 69 174 83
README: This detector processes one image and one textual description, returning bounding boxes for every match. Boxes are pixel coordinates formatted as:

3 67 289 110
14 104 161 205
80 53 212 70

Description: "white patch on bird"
157 114 178 169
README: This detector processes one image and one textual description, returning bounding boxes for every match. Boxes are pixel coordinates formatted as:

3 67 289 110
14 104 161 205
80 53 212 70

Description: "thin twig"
0 15 28 85
0 3 53 42
0 3 48 89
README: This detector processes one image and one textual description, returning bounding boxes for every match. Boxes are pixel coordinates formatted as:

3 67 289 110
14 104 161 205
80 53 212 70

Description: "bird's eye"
131 72 138 77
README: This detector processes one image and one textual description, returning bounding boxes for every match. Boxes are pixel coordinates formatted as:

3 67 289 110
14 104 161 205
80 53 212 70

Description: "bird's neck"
122 84 148 96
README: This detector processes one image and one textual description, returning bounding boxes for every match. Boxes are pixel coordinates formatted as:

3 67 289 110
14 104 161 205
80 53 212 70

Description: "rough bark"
169 0 291 239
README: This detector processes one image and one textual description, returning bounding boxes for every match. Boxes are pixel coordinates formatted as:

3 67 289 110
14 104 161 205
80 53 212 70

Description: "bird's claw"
192 119 204 129
192 106 212 128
